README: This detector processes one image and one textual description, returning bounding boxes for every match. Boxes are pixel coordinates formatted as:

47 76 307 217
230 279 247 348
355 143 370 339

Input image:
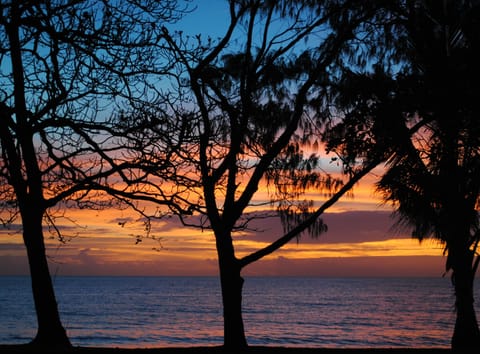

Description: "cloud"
125 210 399 245
242 255 446 277
0 255 30 275
0 209 447 277
48 255 446 277
0 243 25 252
238 210 402 245
77 248 98 265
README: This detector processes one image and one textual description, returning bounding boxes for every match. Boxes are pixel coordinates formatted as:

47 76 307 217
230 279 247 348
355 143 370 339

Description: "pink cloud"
239 210 402 244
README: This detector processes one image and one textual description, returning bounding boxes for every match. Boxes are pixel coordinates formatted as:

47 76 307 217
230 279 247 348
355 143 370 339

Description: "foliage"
113 0 386 347
0 0 187 347
0 0 188 231
324 0 480 349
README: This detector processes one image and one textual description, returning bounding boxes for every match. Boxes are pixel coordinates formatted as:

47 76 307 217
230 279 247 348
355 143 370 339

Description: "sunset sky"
0 1 449 278
0 168 447 277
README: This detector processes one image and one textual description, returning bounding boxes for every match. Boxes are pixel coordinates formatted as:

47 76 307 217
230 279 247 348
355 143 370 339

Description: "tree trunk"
22 206 71 349
219 261 247 349
451 249 480 350
216 235 248 349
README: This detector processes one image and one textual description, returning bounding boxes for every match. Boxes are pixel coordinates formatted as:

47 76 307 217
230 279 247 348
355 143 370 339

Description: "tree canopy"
0 0 186 347
324 0 480 349
111 0 387 347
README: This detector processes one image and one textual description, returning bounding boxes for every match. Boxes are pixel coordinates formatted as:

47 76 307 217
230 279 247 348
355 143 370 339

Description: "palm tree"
325 0 480 349
377 1 480 349
378 109 480 350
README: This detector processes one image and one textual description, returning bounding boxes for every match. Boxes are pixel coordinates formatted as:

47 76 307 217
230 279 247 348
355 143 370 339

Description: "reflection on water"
0 276 476 348
243 277 456 348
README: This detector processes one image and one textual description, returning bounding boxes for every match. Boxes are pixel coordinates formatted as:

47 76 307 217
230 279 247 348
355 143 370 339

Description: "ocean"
0 276 477 348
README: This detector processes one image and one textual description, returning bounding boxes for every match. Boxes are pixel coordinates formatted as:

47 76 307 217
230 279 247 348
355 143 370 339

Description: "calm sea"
0 276 478 348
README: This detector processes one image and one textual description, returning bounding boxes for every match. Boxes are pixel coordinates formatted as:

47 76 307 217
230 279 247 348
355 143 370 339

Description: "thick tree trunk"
216 233 248 349
451 249 480 350
22 206 71 349
219 261 247 349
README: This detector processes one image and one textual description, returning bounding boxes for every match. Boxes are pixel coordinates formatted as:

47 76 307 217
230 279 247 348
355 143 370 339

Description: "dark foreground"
0 345 473 354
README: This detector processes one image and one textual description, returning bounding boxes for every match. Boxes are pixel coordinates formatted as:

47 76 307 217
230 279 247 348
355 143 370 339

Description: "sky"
0 170 447 277
0 1 449 278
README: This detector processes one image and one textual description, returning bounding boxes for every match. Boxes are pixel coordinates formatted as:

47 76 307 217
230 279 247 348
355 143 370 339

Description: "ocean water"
0 276 477 348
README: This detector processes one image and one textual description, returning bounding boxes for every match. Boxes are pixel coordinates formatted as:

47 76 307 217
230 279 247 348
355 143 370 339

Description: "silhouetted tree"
0 0 184 348
118 0 382 347
324 0 480 349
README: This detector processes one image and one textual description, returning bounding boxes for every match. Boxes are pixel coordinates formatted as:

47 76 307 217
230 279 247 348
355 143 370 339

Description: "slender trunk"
216 232 248 349
21 204 71 349
451 248 480 350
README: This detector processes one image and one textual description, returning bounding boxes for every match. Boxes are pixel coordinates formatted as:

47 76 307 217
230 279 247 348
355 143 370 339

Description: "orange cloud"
0 205 447 277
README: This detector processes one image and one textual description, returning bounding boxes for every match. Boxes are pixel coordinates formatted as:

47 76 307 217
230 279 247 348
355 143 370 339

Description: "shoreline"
0 345 460 354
